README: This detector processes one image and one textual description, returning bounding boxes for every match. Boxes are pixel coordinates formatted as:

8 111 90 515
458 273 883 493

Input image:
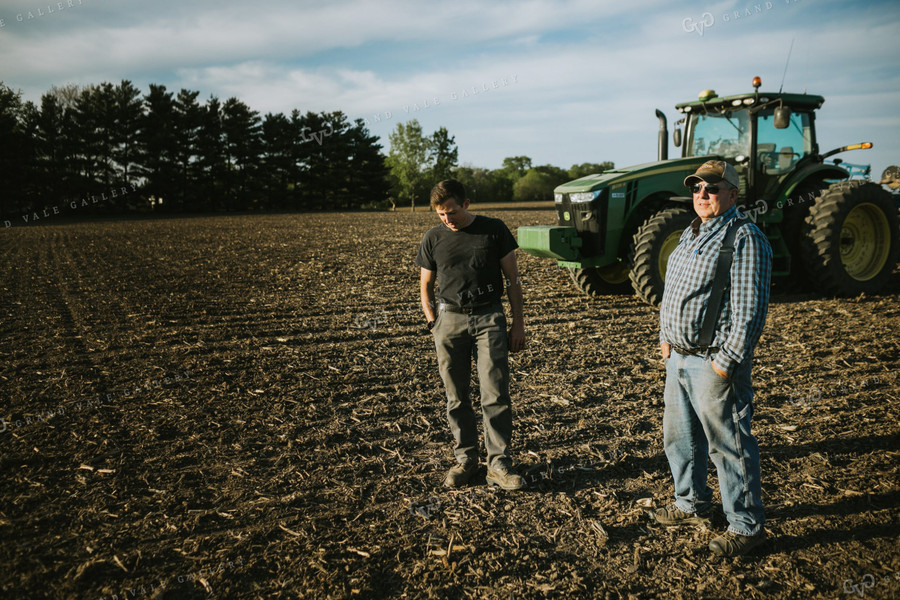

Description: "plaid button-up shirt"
659 205 772 375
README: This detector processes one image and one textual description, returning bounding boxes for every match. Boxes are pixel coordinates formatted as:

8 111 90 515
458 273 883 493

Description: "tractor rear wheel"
775 183 826 293
801 181 899 295
630 205 695 306
568 262 632 296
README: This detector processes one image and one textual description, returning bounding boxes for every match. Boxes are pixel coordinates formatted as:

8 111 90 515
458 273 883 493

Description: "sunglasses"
691 183 731 195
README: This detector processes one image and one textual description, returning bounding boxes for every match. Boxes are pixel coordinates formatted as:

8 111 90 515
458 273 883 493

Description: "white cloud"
0 0 897 172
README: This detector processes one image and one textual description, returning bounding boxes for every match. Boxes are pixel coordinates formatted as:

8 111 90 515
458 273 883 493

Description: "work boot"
486 466 524 490
709 530 767 557
652 503 712 527
444 461 478 488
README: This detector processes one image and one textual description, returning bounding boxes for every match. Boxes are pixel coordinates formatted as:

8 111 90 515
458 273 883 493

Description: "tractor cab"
673 79 825 214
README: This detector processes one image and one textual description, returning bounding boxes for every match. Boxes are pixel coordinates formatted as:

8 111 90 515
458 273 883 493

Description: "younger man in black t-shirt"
415 179 526 490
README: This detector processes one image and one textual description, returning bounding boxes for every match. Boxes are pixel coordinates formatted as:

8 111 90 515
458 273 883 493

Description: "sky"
1 0 899 177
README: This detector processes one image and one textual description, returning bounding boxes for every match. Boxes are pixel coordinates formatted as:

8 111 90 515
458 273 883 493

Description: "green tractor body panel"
517 156 713 269
515 225 582 261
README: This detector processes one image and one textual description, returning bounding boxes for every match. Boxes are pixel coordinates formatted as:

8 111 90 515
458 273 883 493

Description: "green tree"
532 164 569 181
3 80 420 216
500 156 532 181
173 89 204 211
297 110 335 210
513 166 570 202
72 83 116 201
452 165 511 203
344 117 391 209
428 126 457 183
568 161 614 179
386 119 431 211
140 84 178 210
287 109 307 210
0 84 36 218
221 97 263 210
34 87 80 210
111 80 144 194
261 111 294 209
196 96 227 211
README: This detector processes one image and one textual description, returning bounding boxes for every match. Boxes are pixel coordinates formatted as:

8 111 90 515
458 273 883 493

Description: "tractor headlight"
554 193 564 203
570 192 596 203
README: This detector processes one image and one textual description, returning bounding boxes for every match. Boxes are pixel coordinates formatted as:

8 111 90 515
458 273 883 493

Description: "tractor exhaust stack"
655 109 668 161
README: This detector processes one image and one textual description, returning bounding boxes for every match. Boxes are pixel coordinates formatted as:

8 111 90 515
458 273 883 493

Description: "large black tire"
630 206 695 306
801 181 899 295
775 183 827 293
568 262 632 296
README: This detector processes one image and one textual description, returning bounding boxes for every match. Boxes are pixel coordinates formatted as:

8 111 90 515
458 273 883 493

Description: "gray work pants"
432 305 512 470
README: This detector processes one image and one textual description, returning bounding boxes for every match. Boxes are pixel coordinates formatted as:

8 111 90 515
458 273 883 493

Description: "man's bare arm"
500 250 525 352
420 267 437 323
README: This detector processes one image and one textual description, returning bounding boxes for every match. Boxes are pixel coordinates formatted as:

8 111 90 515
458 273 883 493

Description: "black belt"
672 345 719 356
438 302 499 315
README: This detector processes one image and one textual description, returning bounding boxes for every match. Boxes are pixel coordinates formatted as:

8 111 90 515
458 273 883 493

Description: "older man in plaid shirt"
654 160 772 557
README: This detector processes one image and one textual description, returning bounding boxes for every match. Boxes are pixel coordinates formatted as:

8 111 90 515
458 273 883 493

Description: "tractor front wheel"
801 181 899 295
568 262 633 296
630 206 696 306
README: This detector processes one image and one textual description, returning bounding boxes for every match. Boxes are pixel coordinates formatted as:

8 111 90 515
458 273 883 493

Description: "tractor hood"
555 156 714 194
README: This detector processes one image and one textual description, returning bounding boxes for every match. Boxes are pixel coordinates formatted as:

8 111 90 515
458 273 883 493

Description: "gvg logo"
683 12 715 36
842 571 900 597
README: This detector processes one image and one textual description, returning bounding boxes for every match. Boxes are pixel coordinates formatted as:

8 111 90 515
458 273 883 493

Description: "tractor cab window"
688 111 751 159
755 109 812 175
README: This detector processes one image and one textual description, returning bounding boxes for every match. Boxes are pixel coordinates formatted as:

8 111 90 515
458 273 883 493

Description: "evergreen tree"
173 89 203 212
111 80 144 195
71 85 106 201
196 96 226 211
0 84 38 217
346 118 390 209
287 109 307 210
140 84 178 210
35 87 79 210
261 111 294 210
221 97 262 210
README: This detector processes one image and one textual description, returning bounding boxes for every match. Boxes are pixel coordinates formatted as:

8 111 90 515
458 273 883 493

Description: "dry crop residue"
0 210 898 599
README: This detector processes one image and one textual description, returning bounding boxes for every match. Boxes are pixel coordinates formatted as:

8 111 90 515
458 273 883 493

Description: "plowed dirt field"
1 210 898 599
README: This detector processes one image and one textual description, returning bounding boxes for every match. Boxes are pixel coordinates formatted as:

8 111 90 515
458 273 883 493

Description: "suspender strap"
698 218 746 348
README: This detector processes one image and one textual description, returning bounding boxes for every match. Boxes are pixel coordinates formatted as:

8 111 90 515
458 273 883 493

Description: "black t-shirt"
415 215 518 307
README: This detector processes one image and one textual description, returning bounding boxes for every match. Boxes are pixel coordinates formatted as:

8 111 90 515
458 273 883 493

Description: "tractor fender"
779 163 850 205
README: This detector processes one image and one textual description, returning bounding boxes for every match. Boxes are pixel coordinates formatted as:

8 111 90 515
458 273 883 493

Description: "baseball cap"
684 160 739 189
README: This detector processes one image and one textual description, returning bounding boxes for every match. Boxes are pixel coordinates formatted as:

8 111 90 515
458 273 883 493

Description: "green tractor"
518 77 900 305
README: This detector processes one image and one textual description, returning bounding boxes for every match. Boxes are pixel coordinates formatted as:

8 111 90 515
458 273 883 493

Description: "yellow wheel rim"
659 231 684 281
840 202 891 281
598 261 630 284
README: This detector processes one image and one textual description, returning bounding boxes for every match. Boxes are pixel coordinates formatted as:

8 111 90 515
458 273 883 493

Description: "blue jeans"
663 352 764 536
432 305 512 470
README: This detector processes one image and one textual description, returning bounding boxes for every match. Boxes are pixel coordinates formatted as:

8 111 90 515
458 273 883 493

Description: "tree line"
386 119 614 209
0 81 613 220
0 80 390 219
